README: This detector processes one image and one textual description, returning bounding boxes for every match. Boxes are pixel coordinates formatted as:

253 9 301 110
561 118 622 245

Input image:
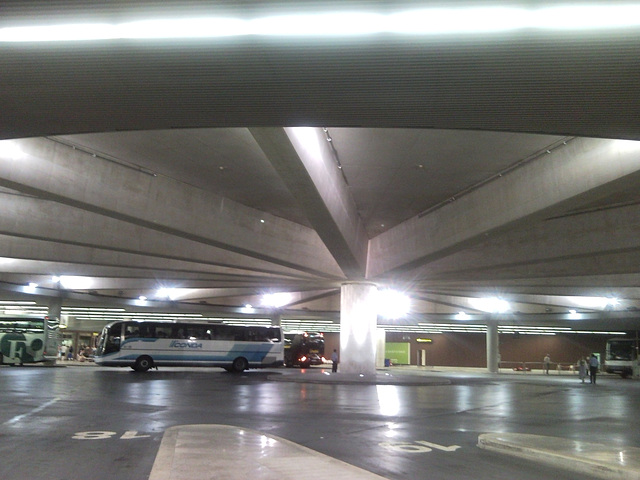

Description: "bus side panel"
0 332 47 365
95 338 284 368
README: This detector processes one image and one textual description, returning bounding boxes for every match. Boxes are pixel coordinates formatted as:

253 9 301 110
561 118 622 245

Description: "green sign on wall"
385 342 411 364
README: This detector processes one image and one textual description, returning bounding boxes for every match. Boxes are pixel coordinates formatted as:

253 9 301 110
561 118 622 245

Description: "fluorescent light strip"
3 6 640 43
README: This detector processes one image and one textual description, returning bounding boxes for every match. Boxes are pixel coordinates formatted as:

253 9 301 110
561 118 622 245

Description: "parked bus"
0 316 61 365
284 332 325 368
94 320 284 372
605 337 638 378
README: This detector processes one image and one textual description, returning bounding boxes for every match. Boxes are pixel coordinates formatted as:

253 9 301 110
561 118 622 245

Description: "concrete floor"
1 364 639 480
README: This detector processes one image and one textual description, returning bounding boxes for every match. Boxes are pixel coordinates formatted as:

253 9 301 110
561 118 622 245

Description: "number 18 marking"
73 430 150 440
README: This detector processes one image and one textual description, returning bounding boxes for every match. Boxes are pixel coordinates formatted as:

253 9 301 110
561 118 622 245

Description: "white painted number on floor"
379 440 461 453
73 431 150 440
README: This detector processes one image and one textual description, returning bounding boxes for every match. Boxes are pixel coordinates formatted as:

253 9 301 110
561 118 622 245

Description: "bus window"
170 327 186 339
125 325 140 338
155 326 171 338
184 326 207 340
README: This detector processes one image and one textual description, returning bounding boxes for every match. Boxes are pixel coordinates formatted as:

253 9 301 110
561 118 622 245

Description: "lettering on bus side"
169 340 203 349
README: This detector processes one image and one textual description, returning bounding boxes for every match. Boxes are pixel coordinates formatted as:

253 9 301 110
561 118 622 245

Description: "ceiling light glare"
156 287 179 300
576 296 617 309
455 312 471 320
135 296 148 306
120 18 246 39
541 5 640 30
389 8 528 34
568 309 581 320
3 6 640 43
262 292 291 308
469 297 510 313
0 140 24 159
252 13 384 36
241 304 255 314
377 290 410 319
59 275 93 290
607 297 620 306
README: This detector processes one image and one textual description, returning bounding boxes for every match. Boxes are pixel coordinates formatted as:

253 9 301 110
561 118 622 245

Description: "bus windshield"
606 340 635 361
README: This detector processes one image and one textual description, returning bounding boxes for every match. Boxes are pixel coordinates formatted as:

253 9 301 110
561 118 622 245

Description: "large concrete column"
340 282 378 375
486 321 499 374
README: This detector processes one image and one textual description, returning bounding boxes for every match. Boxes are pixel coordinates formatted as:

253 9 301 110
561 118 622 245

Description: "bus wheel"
231 357 248 373
133 356 154 372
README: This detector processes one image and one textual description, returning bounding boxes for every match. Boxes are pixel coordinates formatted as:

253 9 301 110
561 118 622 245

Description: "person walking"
589 354 599 384
578 357 587 383
331 349 339 373
543 354 551 374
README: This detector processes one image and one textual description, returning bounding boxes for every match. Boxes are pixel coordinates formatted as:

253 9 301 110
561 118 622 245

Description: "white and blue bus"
0 316 61 365
94 320 284 372
605 337 638 378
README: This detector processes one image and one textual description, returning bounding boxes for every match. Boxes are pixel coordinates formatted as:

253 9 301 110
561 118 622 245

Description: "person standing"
543 354 551 374
331 349 339 373
589 354 599 384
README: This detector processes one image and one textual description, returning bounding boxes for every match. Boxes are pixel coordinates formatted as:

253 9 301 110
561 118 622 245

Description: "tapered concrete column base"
340 282 378 375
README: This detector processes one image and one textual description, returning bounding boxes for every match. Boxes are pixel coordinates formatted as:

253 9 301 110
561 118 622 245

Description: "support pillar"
48 297 62 321
486 321 499 374
340 282 378 375
270 311 282 327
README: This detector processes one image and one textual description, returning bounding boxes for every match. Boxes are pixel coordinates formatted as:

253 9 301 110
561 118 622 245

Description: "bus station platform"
478 433 640 480
148 424 389 480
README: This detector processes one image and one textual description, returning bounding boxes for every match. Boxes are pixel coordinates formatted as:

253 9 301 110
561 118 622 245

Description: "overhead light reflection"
376 385 400 416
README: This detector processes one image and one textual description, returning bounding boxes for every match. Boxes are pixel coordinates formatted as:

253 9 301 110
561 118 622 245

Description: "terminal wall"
325 332 614 369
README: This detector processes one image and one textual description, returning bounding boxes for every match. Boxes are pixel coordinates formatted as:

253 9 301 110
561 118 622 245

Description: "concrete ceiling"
2 0 640 328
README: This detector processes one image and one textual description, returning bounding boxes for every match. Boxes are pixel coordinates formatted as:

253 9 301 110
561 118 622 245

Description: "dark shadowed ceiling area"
1 1 640 332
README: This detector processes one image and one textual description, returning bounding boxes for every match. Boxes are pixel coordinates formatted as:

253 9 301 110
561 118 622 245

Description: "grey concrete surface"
149 424 389 480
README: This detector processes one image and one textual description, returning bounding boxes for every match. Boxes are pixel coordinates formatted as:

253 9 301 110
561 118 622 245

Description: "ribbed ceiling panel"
2 2 640 140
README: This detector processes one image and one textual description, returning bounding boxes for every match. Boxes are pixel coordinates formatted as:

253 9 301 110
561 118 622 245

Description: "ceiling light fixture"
2 6 640 43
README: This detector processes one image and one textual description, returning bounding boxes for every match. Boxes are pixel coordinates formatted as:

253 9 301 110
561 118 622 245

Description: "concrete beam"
0 191 321 281
417 203 640 282
368 137 640 277
0 137 344 279
249 127 368 279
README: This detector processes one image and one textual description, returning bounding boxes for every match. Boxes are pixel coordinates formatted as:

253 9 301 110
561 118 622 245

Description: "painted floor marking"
4 397 61 425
